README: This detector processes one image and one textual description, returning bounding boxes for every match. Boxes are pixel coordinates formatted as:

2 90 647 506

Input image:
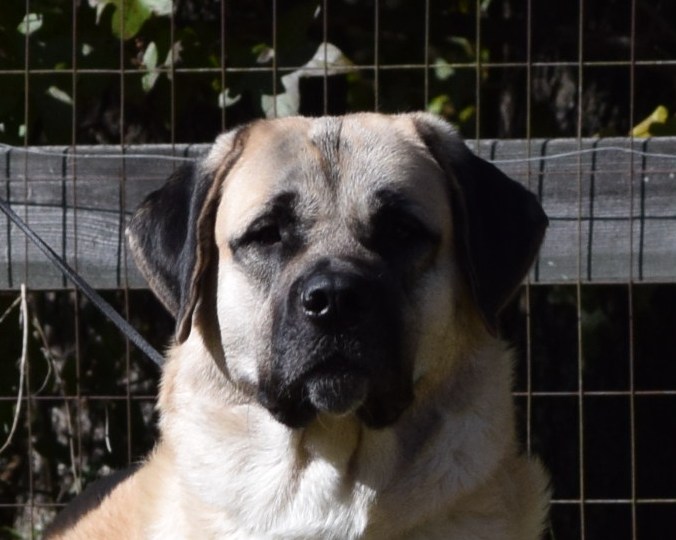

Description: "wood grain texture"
1 139 675 290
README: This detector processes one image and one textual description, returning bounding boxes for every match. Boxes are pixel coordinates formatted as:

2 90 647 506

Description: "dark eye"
389 214 426 243
366 211 427 257
375 211 430 248
244 220 282 247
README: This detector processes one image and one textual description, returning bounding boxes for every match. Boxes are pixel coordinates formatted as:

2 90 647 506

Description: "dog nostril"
302 287 332 318
299 270 374 324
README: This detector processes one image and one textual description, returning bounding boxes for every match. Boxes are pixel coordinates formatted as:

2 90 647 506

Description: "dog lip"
304 367 369 416
257 388 316 429
258 357 371 427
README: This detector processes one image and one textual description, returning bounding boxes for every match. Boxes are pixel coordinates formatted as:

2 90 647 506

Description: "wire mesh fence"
1 1 675 539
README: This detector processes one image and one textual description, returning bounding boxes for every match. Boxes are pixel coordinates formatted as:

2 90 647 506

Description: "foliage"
3 0 675 146
631 105 676 137
90 0 173 40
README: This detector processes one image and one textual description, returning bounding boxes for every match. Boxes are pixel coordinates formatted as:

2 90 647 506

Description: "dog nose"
300 272 371 324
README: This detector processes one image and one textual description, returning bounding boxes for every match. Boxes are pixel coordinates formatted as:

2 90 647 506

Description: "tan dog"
46 113 550 539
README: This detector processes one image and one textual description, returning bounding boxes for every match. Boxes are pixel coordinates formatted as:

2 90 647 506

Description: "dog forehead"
215 118 324 237
336 114 448 203
215 115 450 238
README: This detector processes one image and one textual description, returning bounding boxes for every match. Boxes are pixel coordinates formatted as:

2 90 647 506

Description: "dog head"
127 113 547 430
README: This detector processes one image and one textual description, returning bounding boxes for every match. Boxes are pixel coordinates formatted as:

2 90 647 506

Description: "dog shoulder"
44 466 141 539
44 450 183 540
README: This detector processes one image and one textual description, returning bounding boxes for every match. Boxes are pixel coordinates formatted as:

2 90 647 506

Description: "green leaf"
141 42 159 92
17 13 43 35
141 0 172 16
434 58 454 81
46 86 74 106
110 0 152 40
141 71 159 93
90 0 172 40
218 88 242 109
260 42 354 119
163 42 183 77
142 41 158 70
458 105 476 123
449 37 475 60
427 95 453 117
631 105 669 137
254 45 275 64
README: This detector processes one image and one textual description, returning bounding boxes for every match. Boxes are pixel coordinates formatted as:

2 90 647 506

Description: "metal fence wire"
1 1 676 539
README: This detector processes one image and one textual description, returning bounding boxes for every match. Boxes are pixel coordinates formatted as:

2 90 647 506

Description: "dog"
46 112 550 539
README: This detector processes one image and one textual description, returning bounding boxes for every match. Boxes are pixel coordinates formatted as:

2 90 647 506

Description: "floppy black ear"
411 113 548 332
126 128 247 343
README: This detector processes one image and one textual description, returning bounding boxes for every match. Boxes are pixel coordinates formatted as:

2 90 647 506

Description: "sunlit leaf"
110 0 152 40
17 13 43 35
261 92 297 118
434 58 454 81
140 42 159 92
141 0 172 16
89 0 172 40
255 45 275 64
163 41 183 79
218 89 242 109
449 36 475 59
141 72 159 93
631 105 669 138
89 0 108 24
261 42 354 119
46 86 74 106
143 41 158 70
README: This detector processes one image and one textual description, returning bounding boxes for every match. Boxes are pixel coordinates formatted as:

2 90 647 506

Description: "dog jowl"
46 113 550 540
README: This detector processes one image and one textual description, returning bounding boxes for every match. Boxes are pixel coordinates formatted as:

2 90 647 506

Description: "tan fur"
49 113 549 539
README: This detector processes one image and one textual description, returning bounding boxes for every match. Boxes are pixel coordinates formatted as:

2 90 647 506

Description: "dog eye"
245 221 283 246
381 213 430 245
369 210 436 256
390 215 426 242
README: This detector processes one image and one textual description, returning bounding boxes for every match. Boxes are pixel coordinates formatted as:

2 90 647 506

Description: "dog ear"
126 128 247 343
411 113 548 332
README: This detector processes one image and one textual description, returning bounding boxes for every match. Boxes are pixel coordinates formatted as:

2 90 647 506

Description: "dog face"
212 116 455 428
127 113 547 430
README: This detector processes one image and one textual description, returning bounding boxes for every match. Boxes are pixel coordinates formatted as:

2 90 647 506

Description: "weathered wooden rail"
1 138 675 290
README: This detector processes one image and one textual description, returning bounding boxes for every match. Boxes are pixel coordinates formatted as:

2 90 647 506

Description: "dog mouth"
258 351 413 430
257 355 369 428
303 362 369 416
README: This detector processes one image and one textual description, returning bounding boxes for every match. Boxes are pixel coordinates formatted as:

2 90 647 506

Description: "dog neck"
156 329 516 539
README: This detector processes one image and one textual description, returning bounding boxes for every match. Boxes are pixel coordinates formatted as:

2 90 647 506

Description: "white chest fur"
148 336 547 540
